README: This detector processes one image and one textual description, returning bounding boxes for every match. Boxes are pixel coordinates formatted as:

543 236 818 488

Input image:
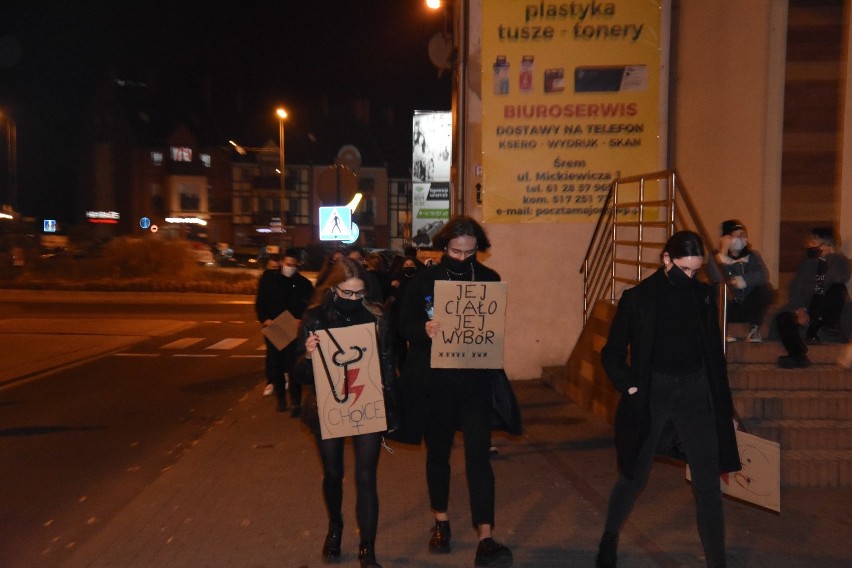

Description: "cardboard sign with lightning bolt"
310 322 387 440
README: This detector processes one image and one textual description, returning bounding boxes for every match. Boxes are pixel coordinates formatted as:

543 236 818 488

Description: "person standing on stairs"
595 230 741 568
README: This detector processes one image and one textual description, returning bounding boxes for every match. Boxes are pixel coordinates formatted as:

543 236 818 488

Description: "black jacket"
293 301 401 434
391 256 521 444
255 269 314 322
601 268 741 479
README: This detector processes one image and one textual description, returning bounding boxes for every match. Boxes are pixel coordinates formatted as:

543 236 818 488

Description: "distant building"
77 75 413 251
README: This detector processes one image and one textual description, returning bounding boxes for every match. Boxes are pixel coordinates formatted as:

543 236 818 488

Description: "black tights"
315 431 383 543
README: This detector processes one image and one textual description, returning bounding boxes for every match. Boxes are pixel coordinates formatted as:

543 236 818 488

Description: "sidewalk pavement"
59 378 851 568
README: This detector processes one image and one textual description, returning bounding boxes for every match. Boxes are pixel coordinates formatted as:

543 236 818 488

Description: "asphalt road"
0 291 268 567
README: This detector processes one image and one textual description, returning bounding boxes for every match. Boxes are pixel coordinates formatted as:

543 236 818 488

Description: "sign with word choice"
310 322 387 440
431 281 507 369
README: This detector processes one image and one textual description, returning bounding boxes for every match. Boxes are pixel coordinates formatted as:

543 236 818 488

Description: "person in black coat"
394 215 516 568
254 250 314 413
595 231 741 568
292 257 399 568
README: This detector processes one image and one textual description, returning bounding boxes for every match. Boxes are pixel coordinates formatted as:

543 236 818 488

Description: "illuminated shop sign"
165 217 208 226
86 211 120 224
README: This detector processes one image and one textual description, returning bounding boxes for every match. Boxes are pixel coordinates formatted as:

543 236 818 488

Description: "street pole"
276 107 287 250
1 112 16 210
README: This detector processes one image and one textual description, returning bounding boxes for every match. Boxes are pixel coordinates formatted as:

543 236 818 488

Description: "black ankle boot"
428 519 451 553
321 519 343 564
358 540 382 568
595 531 618 568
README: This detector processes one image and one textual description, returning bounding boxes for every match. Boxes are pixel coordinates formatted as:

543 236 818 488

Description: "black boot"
428 519 451 553
358 540 383 568
321 519 343 564
595 531 618 568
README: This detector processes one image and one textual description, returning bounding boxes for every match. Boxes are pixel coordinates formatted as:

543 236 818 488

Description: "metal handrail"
580 169 732 347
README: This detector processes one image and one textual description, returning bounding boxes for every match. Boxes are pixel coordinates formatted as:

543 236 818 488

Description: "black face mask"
666 264 693 287
806 247 822 259
333 295 362 313
445 255 474 273
402 267 416 277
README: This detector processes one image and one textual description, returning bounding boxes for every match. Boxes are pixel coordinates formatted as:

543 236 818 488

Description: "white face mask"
282 265 298 277
730 237 747 253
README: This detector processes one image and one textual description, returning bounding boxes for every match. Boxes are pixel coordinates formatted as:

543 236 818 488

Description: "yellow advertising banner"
481 0 664 223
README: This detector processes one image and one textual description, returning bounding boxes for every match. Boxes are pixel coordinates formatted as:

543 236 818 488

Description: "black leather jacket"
293 301 401 433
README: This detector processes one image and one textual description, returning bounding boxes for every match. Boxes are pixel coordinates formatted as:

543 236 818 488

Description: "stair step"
729 363 852 390
733 390 852 420
744 419 852 450
781 449 852 487
726 340 849 365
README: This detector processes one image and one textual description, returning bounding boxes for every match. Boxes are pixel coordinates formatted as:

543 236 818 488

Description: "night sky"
0 1 452 222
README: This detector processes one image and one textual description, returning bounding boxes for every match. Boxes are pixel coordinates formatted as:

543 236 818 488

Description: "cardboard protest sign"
687 430 781 512
310 322 387 440
260 310 299 350
430 281 507 369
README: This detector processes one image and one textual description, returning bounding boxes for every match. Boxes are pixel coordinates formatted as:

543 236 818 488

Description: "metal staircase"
549 169 852 487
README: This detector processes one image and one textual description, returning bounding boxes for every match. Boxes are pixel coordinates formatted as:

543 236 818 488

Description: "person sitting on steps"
714 219 772 343
774 227 850 369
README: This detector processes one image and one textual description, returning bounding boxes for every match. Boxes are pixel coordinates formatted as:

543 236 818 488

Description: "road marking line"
162 338 205 349
114 353 160 357
206 338 248 350
173 354 218 358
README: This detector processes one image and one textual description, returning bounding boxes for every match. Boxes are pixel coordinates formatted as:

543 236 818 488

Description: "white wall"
671 0 787 286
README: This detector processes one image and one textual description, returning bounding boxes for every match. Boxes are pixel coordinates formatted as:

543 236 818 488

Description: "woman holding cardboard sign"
293 257 399 568
395 215 518 568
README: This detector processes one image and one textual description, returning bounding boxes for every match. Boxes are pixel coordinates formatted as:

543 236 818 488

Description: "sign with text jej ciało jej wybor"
430 281 507 369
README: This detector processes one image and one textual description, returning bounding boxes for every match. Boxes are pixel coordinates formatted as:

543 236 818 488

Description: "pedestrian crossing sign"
318 206 353 241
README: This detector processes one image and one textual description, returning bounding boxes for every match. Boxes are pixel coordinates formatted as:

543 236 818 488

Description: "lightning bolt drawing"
346 368 364 404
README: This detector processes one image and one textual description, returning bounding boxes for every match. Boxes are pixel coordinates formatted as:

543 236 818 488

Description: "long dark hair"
432 215 492 252
663 230 705 260
311 257 382 319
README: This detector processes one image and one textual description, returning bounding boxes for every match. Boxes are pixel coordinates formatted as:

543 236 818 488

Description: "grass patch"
1 238 260 294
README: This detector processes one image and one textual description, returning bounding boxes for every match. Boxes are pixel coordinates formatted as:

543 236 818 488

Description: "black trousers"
424 373 495 527
264 338 302 406
776 283 848 358
727 284 771 327
603 369 727 568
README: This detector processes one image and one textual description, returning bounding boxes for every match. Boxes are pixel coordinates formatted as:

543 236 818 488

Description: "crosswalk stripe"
174 354 218 358
114 353 160 357
206 338 249 350
162 338 205 349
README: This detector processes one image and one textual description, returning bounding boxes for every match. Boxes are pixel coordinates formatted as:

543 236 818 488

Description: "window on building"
170 147 192 162
286 166 311 225
151 151 163 166
200 153 211 168
151 183 164 213
179 183 200 211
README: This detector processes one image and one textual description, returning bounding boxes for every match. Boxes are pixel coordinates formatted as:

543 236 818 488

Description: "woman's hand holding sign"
425 320 442 339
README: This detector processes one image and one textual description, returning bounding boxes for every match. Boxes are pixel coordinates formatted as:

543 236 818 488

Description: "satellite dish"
428 32 453 75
